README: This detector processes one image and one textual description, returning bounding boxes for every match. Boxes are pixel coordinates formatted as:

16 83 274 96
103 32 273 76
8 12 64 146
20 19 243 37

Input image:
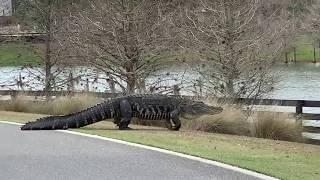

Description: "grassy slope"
0 34 319 66
288 33 320 62
0 111 319 180
0 43 40 66
289 46 319 62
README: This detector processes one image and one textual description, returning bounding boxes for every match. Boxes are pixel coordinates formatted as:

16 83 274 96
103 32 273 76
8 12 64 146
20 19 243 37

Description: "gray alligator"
21 94 223 131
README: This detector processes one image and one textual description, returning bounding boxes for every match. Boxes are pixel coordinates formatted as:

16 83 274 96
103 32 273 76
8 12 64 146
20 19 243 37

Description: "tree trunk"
44 1 53 100
125 62 136 94
44 32 52 99
226 78 235 98
107 75 116 93
126 75 136 94
224 2 236 98
136 78 146 94
285 51 288 63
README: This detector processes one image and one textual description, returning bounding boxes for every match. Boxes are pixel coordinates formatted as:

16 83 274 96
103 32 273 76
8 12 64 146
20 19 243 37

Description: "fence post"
296 100 304 115
85 79 89 92
313 47 317 63
293 47 297 62
10 90 17 100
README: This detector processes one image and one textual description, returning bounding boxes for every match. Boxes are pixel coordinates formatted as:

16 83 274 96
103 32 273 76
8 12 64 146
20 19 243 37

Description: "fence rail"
0 90 319 134
0 32 46 43
0 90 122 98
217 98 320 115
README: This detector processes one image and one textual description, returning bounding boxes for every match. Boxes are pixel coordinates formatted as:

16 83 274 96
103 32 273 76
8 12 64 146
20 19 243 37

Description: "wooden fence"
0 90 121 98
0 32 46 43
1 90 319 134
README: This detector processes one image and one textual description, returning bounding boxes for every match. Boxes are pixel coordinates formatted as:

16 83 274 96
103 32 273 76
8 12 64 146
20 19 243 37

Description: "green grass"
288 46 320 62
1 111 319 180
1 33 320 65
0 43 40 66
287 33 320 62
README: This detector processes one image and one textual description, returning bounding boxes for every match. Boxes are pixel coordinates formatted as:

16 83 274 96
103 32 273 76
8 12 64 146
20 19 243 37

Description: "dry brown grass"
183 105 251 136
251 112 304 142
48 94 101 115
0 94 101 115
183 105 303 142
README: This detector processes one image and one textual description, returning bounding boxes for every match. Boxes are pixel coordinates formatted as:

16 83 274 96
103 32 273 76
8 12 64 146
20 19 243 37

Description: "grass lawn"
0 43 40 66
0 111 319 180
287 33 320 62
288 46 320 62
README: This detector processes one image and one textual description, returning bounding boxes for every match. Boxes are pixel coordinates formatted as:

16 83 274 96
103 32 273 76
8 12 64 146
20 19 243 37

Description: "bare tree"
174 0 290 98
63 0 179 94
305 0 320 33
15 0 83 95
281 0 314 63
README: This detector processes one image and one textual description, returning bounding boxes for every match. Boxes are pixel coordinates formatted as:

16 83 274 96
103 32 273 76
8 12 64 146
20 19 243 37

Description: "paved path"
0 123 264 180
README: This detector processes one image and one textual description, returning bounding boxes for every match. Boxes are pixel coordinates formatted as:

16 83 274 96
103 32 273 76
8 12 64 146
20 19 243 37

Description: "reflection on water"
0 65 195 93
1 62 320 100
270 62 320 100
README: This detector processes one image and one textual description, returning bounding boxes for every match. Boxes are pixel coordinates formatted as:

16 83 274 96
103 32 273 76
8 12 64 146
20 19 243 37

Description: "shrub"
251 112 304 142
0 94 31 112
49 94 100 115
183 106 303 143
0 94 101 115
183 105 251 136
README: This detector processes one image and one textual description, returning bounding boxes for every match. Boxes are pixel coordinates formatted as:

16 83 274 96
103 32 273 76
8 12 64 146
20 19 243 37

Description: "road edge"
0 120 278 180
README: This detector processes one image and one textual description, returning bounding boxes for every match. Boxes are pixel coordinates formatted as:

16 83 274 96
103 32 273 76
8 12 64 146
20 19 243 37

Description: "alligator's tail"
21 102 115 130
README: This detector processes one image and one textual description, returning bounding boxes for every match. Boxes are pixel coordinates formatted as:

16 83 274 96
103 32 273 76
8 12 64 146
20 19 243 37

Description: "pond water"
1 62 320 98
271 62 320 100
1 63 320 109
269 63 320 120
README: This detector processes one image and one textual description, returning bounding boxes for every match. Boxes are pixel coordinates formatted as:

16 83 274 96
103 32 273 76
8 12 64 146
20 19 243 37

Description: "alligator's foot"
165 121 181 131
168 125 181 131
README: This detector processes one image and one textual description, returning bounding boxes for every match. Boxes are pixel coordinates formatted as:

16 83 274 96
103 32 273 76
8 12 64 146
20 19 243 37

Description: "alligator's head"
181 101 223 119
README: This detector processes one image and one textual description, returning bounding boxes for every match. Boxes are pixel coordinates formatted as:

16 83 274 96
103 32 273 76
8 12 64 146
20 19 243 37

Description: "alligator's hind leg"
118 99 133 130
166 109 181 131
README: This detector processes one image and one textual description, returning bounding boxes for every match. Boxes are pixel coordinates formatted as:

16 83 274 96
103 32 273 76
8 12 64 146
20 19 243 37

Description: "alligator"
21 94 223 131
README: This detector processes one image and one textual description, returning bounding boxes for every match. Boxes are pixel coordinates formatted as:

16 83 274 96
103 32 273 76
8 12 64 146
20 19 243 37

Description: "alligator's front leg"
166 109 181 131
118 99 133 130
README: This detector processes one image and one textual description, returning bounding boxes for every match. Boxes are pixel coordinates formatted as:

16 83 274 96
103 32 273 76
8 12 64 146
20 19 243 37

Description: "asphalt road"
0 123 263 180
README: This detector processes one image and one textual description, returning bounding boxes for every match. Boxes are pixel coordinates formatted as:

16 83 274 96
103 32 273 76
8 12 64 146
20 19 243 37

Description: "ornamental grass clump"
49 94 100 115
0 94 30 112
183 105 304 143
183 105 251 136
251 112 304 142
0 94 100 115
